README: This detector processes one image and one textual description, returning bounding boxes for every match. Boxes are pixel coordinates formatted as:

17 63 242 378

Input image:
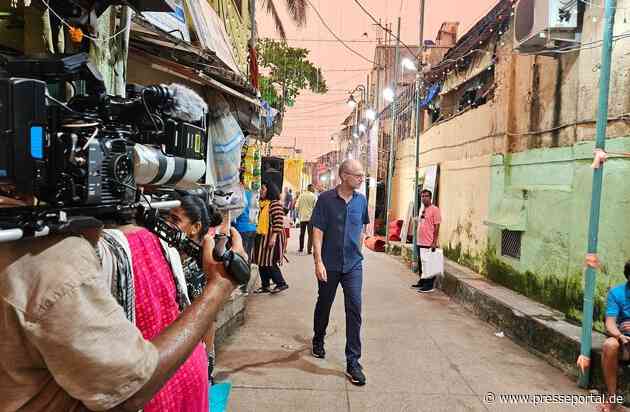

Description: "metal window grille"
501 230 522 259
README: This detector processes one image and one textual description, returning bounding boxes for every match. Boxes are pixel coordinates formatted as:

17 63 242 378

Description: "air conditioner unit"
514 0 580 54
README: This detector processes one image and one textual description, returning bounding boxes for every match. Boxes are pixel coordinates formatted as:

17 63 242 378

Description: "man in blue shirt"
601 261 630 411
311 159 369 386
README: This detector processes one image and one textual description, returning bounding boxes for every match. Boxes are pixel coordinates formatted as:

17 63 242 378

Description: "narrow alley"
216 233 596 412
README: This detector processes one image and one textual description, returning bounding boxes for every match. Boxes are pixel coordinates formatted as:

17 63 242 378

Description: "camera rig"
0 53 250 285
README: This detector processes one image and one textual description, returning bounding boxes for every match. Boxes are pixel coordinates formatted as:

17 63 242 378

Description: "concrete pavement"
215 231 609 411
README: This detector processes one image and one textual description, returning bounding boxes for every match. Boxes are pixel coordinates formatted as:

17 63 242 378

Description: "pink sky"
257 0 499 161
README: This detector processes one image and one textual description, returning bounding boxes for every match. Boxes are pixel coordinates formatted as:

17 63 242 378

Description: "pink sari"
126 229 209 412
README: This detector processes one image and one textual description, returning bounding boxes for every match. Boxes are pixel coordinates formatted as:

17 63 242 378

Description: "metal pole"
411 0 426 272
577 0 617 388
385 18 401 246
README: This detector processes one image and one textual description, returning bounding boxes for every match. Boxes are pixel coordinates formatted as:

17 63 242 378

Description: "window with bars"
501 230 522 259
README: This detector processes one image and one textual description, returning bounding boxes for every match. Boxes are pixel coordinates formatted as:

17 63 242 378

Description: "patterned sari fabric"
126 229 209 412
253 199 286 267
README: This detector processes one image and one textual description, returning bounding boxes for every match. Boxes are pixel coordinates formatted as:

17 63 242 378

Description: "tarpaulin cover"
421 83 441 108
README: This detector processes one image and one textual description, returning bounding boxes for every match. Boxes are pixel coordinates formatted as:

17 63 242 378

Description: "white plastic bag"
420 248 444 279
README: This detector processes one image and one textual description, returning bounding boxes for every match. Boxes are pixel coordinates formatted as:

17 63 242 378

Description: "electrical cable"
303 0 379 66
41 0 130 47
352 0 419 57
266 38 379 43
44 94 100 120
286 103 349 115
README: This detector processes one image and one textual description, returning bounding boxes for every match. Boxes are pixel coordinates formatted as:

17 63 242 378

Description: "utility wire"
264 38 379 43
41 0 129 47
303 0 379 66
352 0 419 57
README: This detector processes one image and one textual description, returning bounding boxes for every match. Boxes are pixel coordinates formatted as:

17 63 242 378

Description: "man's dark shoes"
312 341 325 359
270 284 289 294
418 277 436 293
411 278 427 289
253 287 270 294
346 363 366 386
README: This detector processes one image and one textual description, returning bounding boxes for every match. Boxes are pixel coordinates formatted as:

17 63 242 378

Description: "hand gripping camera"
137 206 251 285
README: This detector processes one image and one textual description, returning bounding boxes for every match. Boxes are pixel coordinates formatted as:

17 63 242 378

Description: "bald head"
339 159 362 175
339 159 365 190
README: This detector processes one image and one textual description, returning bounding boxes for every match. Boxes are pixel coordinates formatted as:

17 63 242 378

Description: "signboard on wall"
143 0 191 43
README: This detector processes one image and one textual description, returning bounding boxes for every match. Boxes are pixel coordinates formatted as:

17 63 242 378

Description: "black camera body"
0 77 138 209
0 54 206 220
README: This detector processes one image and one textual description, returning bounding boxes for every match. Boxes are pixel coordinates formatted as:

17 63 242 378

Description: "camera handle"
137 207 251 285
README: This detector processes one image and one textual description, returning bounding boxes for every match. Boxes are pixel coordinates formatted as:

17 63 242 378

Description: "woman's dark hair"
625 260 630 279
262 179 281 201
179 195 222 239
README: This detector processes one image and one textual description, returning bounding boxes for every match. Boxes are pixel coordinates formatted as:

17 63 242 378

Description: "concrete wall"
390 94 503 257
489 136 630 280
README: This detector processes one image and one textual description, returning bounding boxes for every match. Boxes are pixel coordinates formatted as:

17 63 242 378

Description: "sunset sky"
257 0 499 161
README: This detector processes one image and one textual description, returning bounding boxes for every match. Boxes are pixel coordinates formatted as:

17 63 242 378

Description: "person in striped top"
252 181 289 294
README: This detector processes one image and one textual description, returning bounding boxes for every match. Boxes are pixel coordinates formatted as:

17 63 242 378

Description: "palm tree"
261 0 307 40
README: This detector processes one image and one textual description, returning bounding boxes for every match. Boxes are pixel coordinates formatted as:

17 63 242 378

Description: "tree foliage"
260 0 307 40
257 38 327 111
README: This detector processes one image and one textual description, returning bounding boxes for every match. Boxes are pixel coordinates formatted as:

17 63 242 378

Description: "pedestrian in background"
311 159 369 386
252 181 289 294
283 207 292 255
296 184 317 255
411 189 441 293
233 171 257 261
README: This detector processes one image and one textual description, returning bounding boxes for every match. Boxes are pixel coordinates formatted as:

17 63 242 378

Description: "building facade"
381 0 630 326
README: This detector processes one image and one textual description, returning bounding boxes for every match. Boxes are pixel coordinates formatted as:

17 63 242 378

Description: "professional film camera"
0 53 250 285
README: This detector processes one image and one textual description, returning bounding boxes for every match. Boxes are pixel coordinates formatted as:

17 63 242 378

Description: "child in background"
283 208 291 254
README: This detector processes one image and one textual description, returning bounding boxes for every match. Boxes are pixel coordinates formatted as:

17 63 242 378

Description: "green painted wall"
486 136 630 327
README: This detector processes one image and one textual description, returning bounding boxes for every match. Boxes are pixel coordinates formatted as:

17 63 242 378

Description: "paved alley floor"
216 231 608 412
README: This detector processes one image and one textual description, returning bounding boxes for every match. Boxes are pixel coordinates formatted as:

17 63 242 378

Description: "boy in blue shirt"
601 261 630 411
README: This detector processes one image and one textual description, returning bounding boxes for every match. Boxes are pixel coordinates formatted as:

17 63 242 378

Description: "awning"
185 0 242 75
130 17 256 96
130 48 260 108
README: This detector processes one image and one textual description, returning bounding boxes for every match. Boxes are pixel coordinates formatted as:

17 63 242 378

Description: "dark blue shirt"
311 189 369 273
606 283 630 325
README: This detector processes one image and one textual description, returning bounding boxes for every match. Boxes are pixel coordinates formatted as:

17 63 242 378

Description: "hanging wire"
303 0 380 66
41 0 130 47
352 0 423 57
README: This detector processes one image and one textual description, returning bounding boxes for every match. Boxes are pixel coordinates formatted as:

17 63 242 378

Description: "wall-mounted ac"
514 0 580 54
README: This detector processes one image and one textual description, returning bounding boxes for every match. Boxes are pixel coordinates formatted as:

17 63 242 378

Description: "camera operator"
0 191 246 411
